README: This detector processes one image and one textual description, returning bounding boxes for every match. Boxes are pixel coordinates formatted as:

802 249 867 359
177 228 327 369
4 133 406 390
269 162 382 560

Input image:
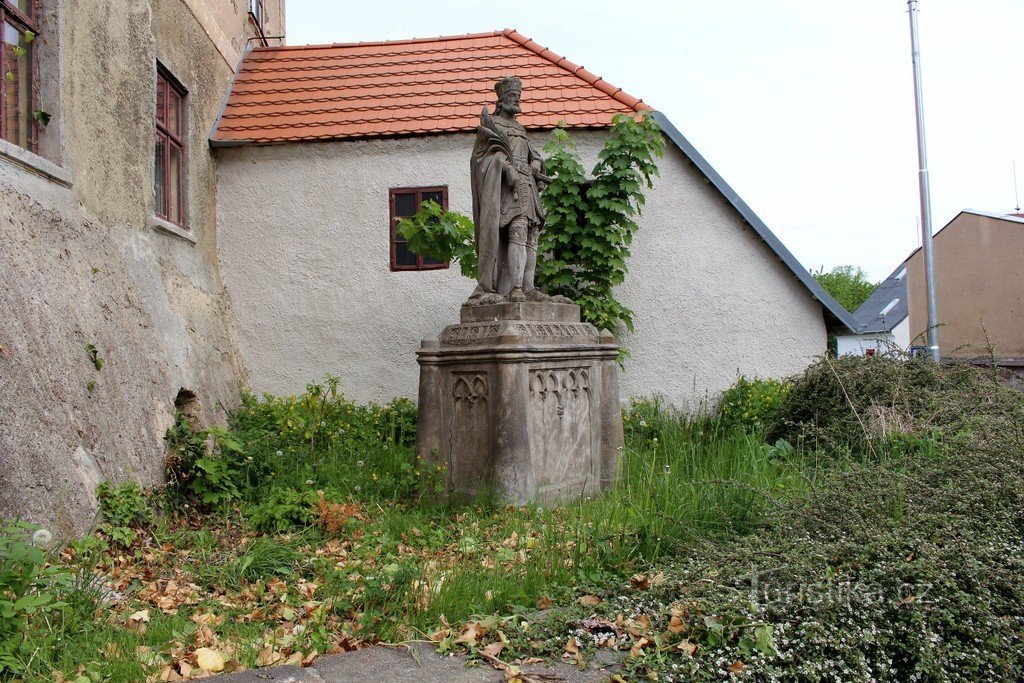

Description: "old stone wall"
0 0 278 532
215 130 826 408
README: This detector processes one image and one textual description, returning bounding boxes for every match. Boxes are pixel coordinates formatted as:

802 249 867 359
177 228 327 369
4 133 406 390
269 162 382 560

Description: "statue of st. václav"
469 76 569 306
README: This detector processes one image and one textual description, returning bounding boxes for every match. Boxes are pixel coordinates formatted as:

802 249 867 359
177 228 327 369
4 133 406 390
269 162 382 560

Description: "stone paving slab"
216 642 619 682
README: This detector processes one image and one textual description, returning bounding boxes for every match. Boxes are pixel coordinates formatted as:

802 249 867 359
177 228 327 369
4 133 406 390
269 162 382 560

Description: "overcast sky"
285 0 1024 281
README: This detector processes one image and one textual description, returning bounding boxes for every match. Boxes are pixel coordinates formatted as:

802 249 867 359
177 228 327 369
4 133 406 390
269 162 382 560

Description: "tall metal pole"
907 0 941 362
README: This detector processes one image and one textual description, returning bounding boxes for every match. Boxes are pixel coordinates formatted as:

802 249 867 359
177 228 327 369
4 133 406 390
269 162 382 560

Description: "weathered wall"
216 130 826 408
907 212 1024 358
0 0 271 533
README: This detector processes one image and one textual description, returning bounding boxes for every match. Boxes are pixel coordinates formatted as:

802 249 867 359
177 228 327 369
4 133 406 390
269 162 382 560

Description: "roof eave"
651 111 859 335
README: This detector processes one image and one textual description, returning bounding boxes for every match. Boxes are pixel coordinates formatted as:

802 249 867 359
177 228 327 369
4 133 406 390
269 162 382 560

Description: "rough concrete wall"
0 0 248 533
216 129 826 408
907 213 1024 358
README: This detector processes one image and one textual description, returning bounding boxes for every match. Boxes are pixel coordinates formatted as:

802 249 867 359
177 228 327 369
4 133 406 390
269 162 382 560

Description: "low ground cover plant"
2 358 1020 681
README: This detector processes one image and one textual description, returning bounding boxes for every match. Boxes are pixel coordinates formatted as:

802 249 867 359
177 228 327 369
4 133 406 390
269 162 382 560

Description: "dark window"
1 0 39 150
389 186 449 271
154 65 186 227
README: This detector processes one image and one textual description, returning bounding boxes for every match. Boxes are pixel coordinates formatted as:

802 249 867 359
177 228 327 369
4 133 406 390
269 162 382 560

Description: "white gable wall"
216 130 825 407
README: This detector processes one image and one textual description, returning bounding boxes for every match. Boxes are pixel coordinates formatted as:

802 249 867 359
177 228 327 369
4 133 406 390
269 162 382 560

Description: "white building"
835 263 910 357
212 30 857 407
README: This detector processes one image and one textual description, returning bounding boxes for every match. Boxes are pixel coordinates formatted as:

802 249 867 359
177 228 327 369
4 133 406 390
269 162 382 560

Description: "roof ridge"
251 31 505 52
245 42 513 63
500 29 649 112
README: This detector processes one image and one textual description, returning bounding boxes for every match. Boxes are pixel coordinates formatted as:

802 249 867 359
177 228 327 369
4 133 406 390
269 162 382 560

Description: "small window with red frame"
389 187 449 271
1 0 39 150
154 65 186 227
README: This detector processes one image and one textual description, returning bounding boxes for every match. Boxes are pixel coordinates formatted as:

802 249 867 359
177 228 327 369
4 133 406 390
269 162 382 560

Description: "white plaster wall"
216 135 476 403
835 319 909 358
600 136 826 406
837 333 895 356
893 317 910 350
216 130 826 407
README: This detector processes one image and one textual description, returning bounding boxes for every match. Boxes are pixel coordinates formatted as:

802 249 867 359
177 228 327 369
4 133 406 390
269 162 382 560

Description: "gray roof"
850 262 909 334
652 112 858 333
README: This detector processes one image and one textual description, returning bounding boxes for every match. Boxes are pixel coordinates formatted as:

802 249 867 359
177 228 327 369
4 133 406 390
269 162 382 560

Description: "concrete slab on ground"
215 642 619 682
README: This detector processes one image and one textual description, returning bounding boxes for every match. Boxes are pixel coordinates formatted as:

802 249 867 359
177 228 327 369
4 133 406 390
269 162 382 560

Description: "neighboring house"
905 209 1024 364
0 0 284 531
212 30 856 409
836 262 910 356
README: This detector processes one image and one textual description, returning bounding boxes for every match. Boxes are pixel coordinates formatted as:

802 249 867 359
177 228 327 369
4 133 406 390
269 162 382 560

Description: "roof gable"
211 29 647 145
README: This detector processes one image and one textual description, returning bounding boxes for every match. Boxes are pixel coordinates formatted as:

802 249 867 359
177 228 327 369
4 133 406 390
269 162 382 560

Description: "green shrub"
767 355 988 455
164 413 244 509
226 379 428 502
717 375 790 434
0 522 70 675
96 481 151 547
623 396 680 446
246 486 318 533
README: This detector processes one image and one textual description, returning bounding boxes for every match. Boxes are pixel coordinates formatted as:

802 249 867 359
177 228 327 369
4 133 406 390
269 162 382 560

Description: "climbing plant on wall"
397 113 663 338
536 114 663 335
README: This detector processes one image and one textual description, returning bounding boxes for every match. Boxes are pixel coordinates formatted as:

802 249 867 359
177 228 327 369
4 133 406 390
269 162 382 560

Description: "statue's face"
499 90 522 115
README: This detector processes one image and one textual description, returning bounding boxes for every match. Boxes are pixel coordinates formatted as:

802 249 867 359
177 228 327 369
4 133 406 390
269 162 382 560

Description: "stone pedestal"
416 302 624 505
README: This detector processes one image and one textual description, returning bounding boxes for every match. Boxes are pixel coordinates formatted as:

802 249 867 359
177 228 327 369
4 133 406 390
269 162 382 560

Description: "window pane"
154 135 166 217
394 193 416 217
156 78 166 126
14 1 33 16
422 191 443 208
168 144 182 224
395 241 417 267
2 22 32 149
423 255 444 266
168 90 182 138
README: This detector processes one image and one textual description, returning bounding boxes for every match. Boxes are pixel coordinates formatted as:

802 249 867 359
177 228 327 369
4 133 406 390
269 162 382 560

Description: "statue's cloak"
470 108 514 294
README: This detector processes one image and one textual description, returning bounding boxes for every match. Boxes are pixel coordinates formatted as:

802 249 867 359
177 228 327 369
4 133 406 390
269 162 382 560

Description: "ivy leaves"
536 114 664 337
395 201 478 279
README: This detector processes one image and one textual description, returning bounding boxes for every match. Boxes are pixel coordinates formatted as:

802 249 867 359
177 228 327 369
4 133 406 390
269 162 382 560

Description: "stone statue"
469 76 565 305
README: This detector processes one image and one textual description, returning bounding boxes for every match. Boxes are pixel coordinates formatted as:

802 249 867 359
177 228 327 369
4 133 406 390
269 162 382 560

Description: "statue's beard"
496 102 521 117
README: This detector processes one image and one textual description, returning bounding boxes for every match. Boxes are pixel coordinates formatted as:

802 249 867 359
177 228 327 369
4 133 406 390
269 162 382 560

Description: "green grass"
1 376 856 680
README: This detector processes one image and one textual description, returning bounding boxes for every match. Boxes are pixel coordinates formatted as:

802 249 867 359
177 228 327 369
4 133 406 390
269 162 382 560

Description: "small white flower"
246 456 254 461
357 460 365 467
354 485 361 493
320 421 326 427
32 528 52 546
306 479 314 486
276 450 283 457
639 420 647 427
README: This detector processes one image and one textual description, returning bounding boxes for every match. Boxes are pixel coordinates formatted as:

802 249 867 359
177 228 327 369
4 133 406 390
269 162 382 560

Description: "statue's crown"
495 76 523 99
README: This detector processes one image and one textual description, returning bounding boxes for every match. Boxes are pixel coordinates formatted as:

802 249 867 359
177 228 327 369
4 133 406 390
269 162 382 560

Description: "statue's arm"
528 141 552 186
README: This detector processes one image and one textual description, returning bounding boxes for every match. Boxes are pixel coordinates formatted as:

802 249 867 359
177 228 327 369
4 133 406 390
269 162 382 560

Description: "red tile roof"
211 29 649 145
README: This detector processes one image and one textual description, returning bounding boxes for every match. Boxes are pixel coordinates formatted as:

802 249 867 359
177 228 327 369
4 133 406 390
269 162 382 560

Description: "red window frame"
154 64 187 228
1 0 39 151
389 186 449 272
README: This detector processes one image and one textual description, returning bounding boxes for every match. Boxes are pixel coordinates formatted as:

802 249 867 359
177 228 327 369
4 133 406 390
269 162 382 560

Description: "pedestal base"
416 304 624 505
